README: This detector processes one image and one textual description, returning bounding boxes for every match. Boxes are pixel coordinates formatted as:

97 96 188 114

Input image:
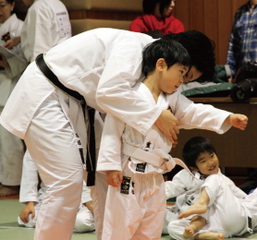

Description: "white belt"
122 142 200 179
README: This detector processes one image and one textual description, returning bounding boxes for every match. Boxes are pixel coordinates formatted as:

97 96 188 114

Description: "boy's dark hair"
182 136 216 169
143 0 172 17
162 31 216 81
142 38 191 77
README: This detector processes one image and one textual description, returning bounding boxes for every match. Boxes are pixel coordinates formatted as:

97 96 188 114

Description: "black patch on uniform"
145 141 151 149
185 195 195 206
120 176 131 194
136 163 147 173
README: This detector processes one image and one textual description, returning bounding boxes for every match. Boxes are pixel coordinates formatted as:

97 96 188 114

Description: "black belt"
35 53 96 186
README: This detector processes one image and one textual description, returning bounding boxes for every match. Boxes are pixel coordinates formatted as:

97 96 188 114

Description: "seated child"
18 151 95 233
178 136 257 240
162 168 205 238
97 38 248 240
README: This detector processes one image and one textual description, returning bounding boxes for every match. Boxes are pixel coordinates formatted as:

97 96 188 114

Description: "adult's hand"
155 109 179 144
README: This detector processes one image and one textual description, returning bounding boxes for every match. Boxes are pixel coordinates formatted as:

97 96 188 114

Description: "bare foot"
195 232 225 240
183 226 195 239
0 186 19 197
178 202 207 219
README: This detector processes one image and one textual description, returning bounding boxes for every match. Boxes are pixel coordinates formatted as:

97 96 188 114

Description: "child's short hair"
182 136 216 169
162 31 215 81
142 38 191 77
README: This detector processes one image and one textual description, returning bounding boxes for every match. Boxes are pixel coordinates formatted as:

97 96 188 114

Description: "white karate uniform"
163 169 204 237
0 14 27 186
21 0 71 63
0 28 155 240
197 169 254 238
18 150 95 232
97 82 232 240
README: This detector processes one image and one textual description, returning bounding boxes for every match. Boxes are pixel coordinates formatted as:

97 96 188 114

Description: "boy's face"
159 62 189 94
191 151 219 177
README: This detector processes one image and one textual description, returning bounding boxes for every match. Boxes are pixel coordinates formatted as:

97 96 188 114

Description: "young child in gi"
97 38 248 240
178 136 257 240
162 168 205 238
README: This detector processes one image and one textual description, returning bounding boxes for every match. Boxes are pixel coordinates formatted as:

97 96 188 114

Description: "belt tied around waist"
35 53 96 186
35 53 85 104
122 142 201 179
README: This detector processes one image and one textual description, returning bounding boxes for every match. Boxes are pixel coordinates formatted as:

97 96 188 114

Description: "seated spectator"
130 0 184 36
225 0 257 82
18 151 95 233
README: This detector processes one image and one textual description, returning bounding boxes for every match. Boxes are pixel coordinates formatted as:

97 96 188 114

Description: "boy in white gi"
17 151 95 233
178 136 257 240
0 28 218 240
97 39 248 240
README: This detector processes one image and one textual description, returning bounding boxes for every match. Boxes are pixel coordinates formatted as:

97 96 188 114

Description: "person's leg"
179 188 209 219
90 172 108 240
24 91 85 240
167 218 192 240
132 174 166 240
74 204 95 233
0 110 25 197
183 216 206 239
162 206 179 234
194 232 225 240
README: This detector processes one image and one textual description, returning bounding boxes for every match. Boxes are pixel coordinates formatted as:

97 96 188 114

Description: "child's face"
193 151 219 177
159 63 189 94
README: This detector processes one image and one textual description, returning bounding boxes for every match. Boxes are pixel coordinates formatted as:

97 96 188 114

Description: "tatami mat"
0 199 257 240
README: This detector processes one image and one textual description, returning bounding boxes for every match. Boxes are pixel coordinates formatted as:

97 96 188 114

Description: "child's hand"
19 201 35 223
106 171 123 187
3 36 21 49
226 114 248 130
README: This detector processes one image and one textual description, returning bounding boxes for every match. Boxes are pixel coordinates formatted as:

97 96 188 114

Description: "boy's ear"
189 166 199 173
156 58 166 71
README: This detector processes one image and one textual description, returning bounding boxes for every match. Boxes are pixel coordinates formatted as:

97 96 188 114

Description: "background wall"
14 0 249 65
173 0 247 65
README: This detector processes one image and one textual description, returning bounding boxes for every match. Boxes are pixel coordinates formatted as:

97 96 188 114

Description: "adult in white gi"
4 0 71 63
0 0 28 197
97 76 247 240
0 28 218 240
18 151 95 232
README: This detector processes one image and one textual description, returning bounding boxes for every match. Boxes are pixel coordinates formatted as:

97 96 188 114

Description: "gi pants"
102 161 166 240
24 89 87 240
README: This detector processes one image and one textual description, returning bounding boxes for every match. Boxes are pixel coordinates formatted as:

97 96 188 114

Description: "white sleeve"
96 113 125 173
81 181 92 203
168 92 232 134
7 54 28 78
19 150 39 204
165 170 188 199
225 176 247 199
96 53 162 136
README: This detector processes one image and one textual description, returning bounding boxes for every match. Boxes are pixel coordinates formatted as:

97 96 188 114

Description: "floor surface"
1 198 257 240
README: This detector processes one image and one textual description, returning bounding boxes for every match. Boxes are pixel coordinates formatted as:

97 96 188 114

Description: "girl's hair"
142 38 191 77
182 136 216 169
143 0 173 17
162 31 216 81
